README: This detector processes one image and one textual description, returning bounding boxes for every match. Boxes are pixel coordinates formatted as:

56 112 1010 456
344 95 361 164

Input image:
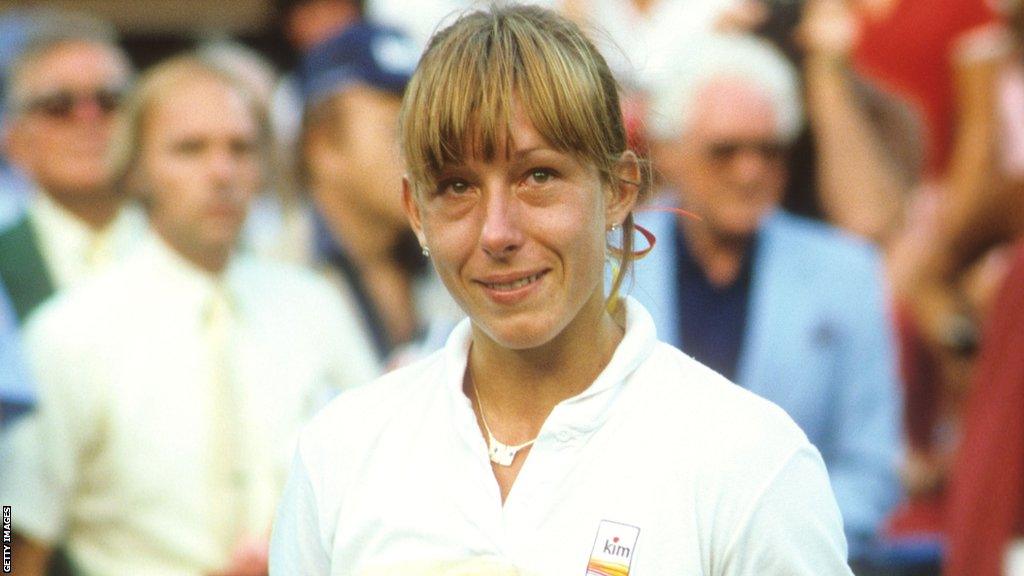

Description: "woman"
270 5 852 574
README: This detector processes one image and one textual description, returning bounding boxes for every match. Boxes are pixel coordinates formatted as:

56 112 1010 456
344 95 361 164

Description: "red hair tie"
614 206 701 259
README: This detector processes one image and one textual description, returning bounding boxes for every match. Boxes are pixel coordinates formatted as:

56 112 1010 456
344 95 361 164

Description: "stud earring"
609 222 621 233
421 245 431 258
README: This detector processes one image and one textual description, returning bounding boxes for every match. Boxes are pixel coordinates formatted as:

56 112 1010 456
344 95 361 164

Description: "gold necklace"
471 377 538 467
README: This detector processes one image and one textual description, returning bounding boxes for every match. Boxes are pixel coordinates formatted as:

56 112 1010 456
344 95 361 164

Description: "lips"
481 271 546 292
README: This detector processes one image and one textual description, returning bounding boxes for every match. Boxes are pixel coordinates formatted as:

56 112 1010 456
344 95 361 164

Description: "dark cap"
299 21 419 106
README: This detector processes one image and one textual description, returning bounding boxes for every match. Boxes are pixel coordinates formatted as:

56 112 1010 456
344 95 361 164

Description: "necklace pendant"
487 434 519 466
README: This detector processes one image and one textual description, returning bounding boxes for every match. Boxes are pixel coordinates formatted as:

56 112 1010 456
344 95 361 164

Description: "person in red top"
853 0 1007 176
853 0 1011 335
852 0 1013 551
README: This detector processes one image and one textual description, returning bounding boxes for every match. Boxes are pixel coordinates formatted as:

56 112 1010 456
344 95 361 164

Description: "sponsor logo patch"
585 520 639 576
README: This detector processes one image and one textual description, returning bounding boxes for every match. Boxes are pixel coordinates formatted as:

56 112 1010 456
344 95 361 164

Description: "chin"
473 312 563 351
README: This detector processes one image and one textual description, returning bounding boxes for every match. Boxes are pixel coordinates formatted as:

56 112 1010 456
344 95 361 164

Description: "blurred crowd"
0 0 1022 575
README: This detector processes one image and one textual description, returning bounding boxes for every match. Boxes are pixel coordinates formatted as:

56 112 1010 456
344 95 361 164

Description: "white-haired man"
633 33 902 565
0 13 143 325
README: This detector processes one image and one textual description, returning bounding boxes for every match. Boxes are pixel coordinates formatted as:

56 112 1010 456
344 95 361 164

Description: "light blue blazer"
630 207 902 558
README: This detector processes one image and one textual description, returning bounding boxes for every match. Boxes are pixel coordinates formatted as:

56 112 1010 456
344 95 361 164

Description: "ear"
605 150 641 227
402 176 427 247
304 126 344 180
3 120 29 171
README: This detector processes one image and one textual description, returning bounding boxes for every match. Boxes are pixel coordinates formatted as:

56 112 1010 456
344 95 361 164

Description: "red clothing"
945 244 1024 576
881 303 946 541
853 0 1003 175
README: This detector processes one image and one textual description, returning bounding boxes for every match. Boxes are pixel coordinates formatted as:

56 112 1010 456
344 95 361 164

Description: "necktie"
204 286 247 556
85 232 113 273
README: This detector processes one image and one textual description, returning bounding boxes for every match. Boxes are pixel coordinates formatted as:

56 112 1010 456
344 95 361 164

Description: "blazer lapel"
0 215 56 324
632 209 682 347
735 211 782 393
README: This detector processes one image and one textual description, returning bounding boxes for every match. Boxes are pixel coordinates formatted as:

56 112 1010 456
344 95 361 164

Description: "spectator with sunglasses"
0 11 144 325
635 33 901 566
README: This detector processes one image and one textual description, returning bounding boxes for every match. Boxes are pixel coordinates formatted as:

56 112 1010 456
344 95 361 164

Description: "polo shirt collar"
442 296 658 449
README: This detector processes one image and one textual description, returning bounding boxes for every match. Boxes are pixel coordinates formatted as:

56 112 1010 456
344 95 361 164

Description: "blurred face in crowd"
285 0 360 52
309 85 408 229
4 40 130 200
138 75 262 272
658 78 787 243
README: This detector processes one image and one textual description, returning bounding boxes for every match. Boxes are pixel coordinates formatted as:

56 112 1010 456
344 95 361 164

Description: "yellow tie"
204 287 247 556
85 230 115 274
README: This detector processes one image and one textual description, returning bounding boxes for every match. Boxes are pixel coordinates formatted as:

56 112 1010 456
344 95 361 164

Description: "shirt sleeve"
950 0 1010 64
269 447 331 576
317 278 382 399
0 304 102 543
720 445 854 576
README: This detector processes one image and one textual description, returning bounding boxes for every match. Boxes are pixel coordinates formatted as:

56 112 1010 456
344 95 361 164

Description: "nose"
70 97 107 123
729 148 772 186
479 187 524 259
207 147 238 185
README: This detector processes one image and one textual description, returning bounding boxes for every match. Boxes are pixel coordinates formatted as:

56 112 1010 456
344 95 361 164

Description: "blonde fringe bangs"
399 6 624 195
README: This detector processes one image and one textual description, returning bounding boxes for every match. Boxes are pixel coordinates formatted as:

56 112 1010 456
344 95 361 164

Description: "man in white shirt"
1 54 379 576
0 12 143 324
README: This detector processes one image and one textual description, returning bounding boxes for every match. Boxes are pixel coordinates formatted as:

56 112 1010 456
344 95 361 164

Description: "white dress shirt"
28 191 145 290
0 232 380 575
270 298 853 575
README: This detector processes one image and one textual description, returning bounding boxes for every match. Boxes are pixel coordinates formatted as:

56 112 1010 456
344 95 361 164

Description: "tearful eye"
437 178 471 197
448 180 470 195
528 169 553 184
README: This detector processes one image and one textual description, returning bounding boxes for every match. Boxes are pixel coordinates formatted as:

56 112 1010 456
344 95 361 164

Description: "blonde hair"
399 3 650 307
108 54 270 196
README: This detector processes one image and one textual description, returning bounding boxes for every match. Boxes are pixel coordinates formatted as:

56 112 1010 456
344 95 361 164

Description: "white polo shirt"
270 298 853 576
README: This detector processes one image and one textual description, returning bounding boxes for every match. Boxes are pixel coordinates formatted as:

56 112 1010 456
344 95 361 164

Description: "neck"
317 195 418 346
49 188 122 231
681 220 752 287
317 192 401 268
154 227 233 276
466 291 623 444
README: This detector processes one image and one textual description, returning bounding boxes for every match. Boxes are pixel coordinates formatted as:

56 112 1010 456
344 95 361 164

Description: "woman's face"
405 105 635 352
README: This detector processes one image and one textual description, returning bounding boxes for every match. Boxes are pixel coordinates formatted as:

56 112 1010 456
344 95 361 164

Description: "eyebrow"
436 143 562 173
509 146 559 162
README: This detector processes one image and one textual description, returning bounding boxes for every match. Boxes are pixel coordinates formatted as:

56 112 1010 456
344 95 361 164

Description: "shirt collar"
442 296 658 446
137 230 242 319
30 192 145 288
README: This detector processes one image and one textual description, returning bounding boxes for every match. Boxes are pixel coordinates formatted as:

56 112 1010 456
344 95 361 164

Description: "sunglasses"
705 140 789 164
19 87 125 119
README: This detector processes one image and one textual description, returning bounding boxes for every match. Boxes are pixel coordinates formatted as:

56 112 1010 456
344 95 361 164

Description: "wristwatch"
937 312 980 357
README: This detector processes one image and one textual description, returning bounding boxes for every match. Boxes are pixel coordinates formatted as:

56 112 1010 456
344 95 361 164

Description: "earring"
421 245 431 258
609 222 621 233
